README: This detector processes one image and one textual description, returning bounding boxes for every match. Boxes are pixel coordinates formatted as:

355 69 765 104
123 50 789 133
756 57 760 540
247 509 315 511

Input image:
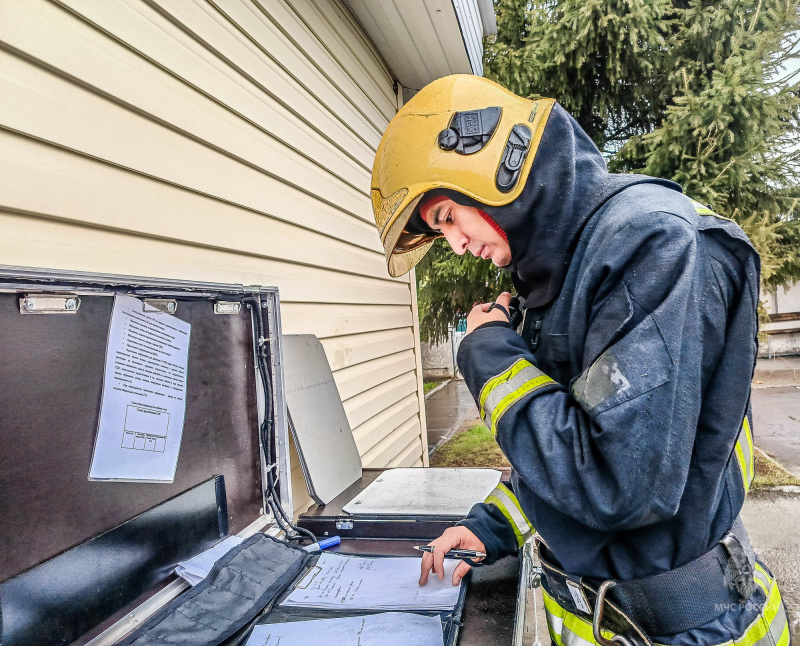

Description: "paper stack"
281 553 461 611
246 612 444 646
175 536 244 586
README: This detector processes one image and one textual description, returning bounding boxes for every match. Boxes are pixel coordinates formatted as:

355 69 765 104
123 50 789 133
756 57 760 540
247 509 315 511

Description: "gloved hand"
466 292 512 335
418 526 487 586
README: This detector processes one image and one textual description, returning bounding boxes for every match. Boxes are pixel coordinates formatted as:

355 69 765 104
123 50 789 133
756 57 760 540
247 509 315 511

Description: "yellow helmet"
371 75 555 277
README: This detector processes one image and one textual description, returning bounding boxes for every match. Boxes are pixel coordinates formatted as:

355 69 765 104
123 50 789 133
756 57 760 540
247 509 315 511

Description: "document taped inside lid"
89 294 191 482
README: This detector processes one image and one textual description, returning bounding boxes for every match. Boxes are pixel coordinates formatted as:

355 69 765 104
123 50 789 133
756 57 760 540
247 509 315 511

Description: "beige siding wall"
0 0 429 513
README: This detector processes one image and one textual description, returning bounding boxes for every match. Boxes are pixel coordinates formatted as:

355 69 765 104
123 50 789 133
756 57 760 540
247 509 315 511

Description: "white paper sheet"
342 468 502 516
88 294 191 482
245 612 444 646
175 535 244 586
280 553 461 611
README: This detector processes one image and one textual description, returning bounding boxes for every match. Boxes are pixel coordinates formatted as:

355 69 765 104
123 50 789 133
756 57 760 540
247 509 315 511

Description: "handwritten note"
280 553 461 611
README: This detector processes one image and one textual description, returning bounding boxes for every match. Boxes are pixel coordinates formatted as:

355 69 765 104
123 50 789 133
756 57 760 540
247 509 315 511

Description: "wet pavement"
752 386 800 476
753 355 800 387
752 356 800 476
424 379 478 454
741 489 800 642
748 358 800 644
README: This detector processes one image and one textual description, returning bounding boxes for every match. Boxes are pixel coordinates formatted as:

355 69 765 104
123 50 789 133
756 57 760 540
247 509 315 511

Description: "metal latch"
214 301 242 315
19 294 80 314
142 299 177 314
335 519 354 530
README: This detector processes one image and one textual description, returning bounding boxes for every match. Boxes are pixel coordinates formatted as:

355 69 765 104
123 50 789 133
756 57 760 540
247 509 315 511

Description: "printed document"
280 553 461 611
245 612 444 646
175 535 244 585
89 294 191 482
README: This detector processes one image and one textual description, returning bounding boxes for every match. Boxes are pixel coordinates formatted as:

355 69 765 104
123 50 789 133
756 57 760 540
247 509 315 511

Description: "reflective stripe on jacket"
484 483 534 548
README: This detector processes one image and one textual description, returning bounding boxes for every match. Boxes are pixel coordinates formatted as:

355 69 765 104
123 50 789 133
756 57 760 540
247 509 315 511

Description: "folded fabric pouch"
117 534 310 646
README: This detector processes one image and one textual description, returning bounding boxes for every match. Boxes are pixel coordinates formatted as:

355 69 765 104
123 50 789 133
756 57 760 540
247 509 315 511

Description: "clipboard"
109 535 470 646
259 550 471 646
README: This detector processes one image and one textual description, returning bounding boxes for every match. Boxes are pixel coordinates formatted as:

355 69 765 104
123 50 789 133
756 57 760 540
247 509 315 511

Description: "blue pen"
302 535 341 552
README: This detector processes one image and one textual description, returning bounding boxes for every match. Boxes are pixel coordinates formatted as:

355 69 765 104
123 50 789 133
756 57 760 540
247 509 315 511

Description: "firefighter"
370 75 790 646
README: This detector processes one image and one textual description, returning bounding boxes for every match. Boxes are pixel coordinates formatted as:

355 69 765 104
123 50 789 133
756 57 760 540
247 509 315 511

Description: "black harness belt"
535 518 756 642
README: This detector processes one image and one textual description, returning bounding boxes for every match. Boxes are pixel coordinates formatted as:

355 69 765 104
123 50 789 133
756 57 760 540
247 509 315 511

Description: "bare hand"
419 526 486 586
466 292 512 335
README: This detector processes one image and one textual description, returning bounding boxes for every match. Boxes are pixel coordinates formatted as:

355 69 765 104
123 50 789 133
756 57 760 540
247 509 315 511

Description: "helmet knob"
437 128 459 151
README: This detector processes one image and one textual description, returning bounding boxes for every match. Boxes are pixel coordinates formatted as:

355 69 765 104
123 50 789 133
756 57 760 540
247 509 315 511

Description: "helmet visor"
373 190 440 277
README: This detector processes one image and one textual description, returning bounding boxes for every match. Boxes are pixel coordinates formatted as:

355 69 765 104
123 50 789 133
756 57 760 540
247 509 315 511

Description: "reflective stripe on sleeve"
484 483 533 548
690 199 733 222
478 359 555 436
540 562 789 646
734 417 755 495
690 198 716 215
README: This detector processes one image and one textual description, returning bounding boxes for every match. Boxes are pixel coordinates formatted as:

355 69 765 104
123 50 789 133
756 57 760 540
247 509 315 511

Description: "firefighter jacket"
456 181 771 642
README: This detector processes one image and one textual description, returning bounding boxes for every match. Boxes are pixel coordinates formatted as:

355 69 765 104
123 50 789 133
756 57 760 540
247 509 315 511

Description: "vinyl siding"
0 0 429 515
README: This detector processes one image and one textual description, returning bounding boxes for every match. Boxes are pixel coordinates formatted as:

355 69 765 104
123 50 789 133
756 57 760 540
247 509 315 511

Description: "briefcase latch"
19 294 80 314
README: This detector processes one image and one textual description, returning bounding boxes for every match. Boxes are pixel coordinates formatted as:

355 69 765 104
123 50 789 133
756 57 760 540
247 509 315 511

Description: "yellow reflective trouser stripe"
484 483 533 548
737 568 789 646
543 588 614 646
478 359 556 436
541 565 788 646
754 562 771 596
734 417 755 495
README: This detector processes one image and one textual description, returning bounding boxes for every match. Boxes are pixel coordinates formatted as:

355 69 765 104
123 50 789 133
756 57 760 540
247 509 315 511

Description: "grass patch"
430 423 510 468
753 448 800 489
424 380 445 395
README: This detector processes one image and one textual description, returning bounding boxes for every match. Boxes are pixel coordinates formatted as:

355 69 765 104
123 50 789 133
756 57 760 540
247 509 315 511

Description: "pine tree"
485 0 675 152
417 239 514 345
616 0 800 288
416 0 800 342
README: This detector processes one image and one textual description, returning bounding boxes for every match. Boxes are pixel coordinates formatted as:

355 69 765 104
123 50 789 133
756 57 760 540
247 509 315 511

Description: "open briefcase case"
0 266 534 646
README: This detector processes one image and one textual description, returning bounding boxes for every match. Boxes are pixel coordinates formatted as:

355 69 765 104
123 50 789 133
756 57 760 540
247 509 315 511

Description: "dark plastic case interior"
0 269 278 645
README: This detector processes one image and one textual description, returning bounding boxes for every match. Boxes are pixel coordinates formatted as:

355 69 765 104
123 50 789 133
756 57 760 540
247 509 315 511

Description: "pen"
413 546 486 559
303 536 341 552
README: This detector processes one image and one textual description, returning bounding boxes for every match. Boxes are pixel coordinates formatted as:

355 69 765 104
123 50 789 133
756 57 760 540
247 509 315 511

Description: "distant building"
762 283 800 356
421 320 467 379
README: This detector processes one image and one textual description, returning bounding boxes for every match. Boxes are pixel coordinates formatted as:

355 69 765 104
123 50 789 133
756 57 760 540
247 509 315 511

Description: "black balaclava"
411 104 682 308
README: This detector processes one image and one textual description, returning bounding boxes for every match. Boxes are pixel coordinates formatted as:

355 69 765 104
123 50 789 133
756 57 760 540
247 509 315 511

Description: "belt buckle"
592 581 635 646
533 536 646 646
719 532 756 602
